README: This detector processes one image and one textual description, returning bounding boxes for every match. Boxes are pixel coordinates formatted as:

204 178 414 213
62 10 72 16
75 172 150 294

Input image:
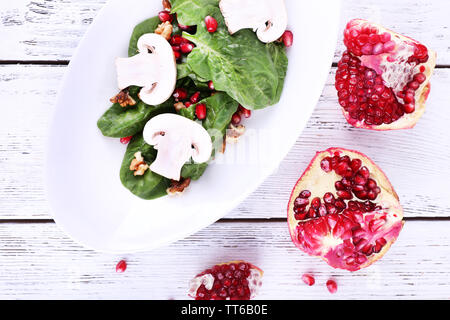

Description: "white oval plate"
46 0 341 253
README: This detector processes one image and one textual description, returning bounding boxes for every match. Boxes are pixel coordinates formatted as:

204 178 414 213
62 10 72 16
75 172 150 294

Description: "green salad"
97 0 289 200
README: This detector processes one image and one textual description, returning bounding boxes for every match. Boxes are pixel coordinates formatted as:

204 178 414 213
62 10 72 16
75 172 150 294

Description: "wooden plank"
0 0 449 64
0 220 448 299
1 64 449 219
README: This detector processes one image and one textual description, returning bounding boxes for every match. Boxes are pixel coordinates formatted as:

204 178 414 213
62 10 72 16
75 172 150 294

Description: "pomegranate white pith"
188 261 263 300
336 19 436 130
287 148 404 271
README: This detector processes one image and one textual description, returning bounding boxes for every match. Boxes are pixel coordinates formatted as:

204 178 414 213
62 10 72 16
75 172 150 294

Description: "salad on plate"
97 0 291 199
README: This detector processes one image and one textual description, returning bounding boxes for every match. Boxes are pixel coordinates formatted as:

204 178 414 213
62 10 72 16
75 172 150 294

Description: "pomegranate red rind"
336 19 436 130
188 261 263 300
287 148 404 271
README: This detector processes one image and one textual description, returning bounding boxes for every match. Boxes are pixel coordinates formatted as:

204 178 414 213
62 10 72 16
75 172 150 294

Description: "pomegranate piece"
188 261 263 300
326 279 337 294
115 260 127 273
336 19 436 130
205 15 218 33
302 274 315 286
287 148 404 271
195 103 207 120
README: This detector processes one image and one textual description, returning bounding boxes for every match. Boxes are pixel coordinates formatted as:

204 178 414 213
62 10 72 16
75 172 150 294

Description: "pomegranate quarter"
336 19 436 130
188 261 263 300
287 148 404 271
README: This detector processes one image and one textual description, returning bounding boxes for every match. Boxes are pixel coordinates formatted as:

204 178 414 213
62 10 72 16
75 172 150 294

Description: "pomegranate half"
188 261 263 300
336 19 436 130
287 148 404 271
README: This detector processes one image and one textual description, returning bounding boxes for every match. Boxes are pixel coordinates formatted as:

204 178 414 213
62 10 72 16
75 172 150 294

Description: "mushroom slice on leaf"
115 33 176 106
143 114 212 181
219 0 288 43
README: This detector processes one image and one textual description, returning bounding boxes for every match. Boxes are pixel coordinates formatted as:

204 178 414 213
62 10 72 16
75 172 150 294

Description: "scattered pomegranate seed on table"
195 103 207 120
326 279 338 294
205 16 218 33
115 260 127 273
282 30 294 47
301 274 315 286
120 136 133 144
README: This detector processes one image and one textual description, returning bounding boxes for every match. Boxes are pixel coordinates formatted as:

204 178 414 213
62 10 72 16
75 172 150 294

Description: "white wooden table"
0 0 449 299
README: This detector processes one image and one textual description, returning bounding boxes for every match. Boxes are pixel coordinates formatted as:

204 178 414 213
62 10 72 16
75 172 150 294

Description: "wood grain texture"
0 65 449 219
1 0 449 64
0 220 448 299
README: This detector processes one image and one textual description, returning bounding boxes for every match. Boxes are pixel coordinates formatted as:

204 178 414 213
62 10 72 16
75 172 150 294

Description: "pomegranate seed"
205 16 218 33
302 274 315 286
208 80 215 91
170 35 185 46
238 105 252 118
190 91 201 104
185 101 192 108
178 23 191 31
173 50 181 60
158 11 173 23
299 190 311 198
282 30 294 47
173 88 188 101
120 136 132 144
195 103 207 120
180 42 194 54
231 112 241 125
326 280 338 294
116 260 127 273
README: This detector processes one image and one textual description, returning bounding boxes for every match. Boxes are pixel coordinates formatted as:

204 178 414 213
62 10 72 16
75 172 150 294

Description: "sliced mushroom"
219 0 288 43
115 33 176 106
143 114 212 181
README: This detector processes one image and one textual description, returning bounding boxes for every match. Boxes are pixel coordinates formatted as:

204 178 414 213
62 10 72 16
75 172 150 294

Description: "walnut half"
155 21 173 41
110 88 136 107
167 177 191 196
226 123 246 144
130 152 149 176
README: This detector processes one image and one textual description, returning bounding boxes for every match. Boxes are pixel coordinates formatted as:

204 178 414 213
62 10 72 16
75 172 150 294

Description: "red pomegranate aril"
302 274 315 286
173 88 188 101
231 112 241 125
299 190 311 198
195 103 207 120
158 11 173 23
326 280 337 294
120 136 132 144
170 35 185 46
116 260 127 273
190 91 201 104
180 42 194 54
282 30 294 47
185 101 192 108
205 16 218 33
208 80 215 91
238 105 252 118
173 50 181 60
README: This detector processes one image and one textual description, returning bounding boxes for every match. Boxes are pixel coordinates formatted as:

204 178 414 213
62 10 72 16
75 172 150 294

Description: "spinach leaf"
170 0 219 25
120 133 171 200
97 98 175 138
128 16 161 57
171 4 288 110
